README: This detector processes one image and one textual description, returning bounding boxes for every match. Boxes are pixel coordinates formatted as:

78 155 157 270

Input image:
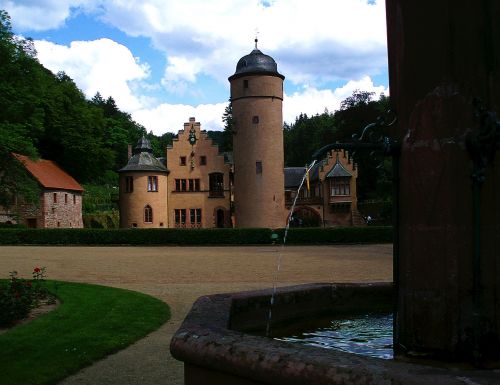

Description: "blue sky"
1 0 389 135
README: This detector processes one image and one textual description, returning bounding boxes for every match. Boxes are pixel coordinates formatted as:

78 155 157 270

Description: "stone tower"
118 136 169 228
229 40 285 228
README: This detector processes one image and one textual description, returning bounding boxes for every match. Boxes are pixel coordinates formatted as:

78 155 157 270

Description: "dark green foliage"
82 212 119 229
219 101 234 152
284 111 337 167
0 10 41 208
0 226 392 245
0 273 33 326
0 155 40 210
0 223 26 229
82 184 119 214
148 131 174 158
277 226 393 245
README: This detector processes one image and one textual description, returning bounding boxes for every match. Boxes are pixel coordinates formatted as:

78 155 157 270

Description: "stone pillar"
386 0 500 361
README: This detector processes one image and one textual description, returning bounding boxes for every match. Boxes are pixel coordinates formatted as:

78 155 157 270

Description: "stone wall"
40 191 83 228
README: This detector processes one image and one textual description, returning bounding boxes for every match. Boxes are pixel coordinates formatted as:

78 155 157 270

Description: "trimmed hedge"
0 226 392 246
277 226 393 244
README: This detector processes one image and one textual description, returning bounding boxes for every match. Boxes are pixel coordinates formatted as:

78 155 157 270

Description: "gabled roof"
325 156 352 178
13 153 84 192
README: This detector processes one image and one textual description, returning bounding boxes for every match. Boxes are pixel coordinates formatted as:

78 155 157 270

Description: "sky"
1 0 389 135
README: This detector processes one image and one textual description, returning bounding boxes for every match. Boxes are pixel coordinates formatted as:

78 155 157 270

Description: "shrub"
0 267 52 327
0 226 392 246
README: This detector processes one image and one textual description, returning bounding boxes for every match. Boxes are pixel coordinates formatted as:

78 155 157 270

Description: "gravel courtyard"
0 244 392 385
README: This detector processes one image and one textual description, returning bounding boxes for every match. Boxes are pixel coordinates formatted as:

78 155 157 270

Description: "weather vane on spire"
254 28 259 49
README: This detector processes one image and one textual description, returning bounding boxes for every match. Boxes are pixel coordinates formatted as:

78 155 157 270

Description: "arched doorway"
290 207 321 227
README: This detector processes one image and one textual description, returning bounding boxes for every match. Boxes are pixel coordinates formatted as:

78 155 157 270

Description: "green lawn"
0 281 170 385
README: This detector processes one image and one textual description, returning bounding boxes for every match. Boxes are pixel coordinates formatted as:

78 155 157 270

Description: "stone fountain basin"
170 283 499 385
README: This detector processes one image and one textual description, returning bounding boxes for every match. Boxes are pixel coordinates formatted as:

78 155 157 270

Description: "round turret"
118 136 169 228
229 41 286 228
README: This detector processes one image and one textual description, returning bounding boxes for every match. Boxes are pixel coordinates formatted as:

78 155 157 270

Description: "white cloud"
284 76 388 125
0 0 97 31
34 38 150 111
96 0 387 85
130 76 387 136
161 55 204 94
4 1 387 85
132 102 227 134
6 0 390 136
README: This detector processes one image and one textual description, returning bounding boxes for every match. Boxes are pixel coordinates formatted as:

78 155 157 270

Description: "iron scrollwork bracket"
352 109 400 157
311 110 399 161
466 99 500 185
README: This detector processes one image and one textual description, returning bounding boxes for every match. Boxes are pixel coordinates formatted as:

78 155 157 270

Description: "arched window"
144 205 153 223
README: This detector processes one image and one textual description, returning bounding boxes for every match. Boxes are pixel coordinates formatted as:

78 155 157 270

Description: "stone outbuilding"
0 153 84 228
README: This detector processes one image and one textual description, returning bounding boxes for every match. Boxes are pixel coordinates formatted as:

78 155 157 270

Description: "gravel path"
0 244 392 385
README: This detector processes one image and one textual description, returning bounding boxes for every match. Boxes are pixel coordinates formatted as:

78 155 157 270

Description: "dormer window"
331 177 351 196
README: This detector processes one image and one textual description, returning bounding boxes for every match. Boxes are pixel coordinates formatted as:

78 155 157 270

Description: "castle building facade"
119 119 232 229
118 43 360 229
166 118 232 228
284 151 364 227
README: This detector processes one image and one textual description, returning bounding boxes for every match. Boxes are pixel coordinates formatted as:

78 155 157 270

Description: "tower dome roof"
229 40 284 80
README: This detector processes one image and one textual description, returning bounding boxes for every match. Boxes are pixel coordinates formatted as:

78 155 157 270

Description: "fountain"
170 1 499 383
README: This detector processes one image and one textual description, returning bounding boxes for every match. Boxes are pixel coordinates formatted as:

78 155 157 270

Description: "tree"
283 112 337 167
220 100 234 152
0 10 41 209
339 90 375 110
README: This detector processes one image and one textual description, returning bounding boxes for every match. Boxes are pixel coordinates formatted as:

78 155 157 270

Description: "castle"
119 43 360 229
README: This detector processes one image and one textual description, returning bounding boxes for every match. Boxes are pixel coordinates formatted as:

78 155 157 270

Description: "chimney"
127 144 132 159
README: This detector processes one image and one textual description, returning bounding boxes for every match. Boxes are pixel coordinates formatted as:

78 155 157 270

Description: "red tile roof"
13 154 84 192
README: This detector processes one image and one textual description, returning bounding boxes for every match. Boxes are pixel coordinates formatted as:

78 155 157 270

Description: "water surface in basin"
275 313 393 359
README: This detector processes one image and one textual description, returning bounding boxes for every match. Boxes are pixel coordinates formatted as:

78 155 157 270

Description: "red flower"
34 267 41 273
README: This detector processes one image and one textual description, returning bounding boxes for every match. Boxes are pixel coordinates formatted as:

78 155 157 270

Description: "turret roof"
229 39 284 80
119 136 168 173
